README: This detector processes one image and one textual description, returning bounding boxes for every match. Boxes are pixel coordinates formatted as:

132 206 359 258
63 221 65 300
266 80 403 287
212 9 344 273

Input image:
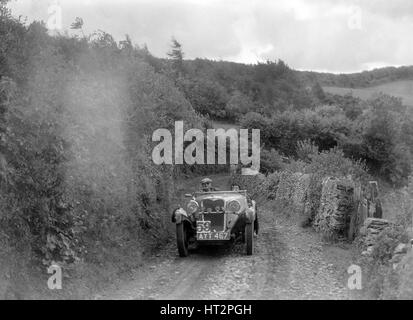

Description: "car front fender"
172 207 190 224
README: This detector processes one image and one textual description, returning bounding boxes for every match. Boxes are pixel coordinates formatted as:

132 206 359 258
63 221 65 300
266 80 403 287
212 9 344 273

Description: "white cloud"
7 0 413 72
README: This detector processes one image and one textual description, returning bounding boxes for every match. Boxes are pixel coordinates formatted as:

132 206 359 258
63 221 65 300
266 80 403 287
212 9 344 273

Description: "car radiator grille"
201 199 226 232
202 213 225 232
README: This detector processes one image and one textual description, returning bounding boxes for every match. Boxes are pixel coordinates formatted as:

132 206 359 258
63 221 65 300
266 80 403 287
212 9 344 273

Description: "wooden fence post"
348 183 361 241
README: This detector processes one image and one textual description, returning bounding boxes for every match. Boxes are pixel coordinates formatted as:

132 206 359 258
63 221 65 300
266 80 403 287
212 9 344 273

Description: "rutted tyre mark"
158 249 230 300
99 195 357 300
251 225 291 299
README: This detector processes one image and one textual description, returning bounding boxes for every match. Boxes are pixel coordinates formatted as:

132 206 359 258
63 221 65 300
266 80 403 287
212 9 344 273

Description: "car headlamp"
187 200 199 214
227 200 241 213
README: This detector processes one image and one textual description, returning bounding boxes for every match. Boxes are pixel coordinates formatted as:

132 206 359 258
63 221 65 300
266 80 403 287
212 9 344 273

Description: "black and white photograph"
0 0 413 305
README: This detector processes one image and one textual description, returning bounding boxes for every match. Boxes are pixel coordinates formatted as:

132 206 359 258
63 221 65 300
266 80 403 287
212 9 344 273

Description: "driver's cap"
201 178 212 184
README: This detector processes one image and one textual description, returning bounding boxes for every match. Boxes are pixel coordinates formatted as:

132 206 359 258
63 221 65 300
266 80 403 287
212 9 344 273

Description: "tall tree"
167 37 184 76
70 17 85 37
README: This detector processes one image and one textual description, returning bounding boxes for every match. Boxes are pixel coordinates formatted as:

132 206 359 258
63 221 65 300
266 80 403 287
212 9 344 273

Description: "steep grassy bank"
0 6 206 299
323 80 413 107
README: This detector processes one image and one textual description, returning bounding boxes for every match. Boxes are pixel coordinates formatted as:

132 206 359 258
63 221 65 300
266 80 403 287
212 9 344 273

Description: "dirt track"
98 176 360 300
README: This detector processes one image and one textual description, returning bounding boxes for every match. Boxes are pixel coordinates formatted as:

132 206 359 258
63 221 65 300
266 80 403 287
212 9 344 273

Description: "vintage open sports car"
171 189 257 257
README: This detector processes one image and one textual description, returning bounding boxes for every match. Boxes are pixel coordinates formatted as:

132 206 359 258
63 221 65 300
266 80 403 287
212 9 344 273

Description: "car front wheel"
176 223 189 257
245 223 254 255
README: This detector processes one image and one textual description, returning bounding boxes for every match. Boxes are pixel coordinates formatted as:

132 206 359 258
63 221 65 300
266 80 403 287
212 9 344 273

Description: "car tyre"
176 223 189 257
245 223 254 255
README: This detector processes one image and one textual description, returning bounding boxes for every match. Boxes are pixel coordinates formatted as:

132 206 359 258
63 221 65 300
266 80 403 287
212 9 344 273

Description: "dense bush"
225 90 256 121
296 140 319 163
178 76 229 119
304 147 369 182
241 105 349 156
260 148 285 174
184 59 315 115
0 3 204 279
240 93 412 185
344 94 412 185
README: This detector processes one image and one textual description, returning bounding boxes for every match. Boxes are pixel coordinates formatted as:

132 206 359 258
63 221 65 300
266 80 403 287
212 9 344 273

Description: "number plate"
196 221 230 240
196 221 211 233
197 231 230 241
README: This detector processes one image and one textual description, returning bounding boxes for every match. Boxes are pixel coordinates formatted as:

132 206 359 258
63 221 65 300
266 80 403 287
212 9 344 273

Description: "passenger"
231 184 240 191
200 178 218 192
231 184 259 236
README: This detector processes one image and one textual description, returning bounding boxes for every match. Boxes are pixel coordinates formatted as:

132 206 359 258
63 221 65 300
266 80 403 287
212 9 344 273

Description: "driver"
231 184 240 191
200 178 217 192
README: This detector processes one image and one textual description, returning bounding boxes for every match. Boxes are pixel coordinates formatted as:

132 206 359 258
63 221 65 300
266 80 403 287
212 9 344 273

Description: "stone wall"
231 171 356 237
359 218 391 255
313 177 355 238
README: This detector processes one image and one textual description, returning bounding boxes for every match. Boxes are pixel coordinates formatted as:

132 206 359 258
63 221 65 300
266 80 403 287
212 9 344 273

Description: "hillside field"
323 80 413 106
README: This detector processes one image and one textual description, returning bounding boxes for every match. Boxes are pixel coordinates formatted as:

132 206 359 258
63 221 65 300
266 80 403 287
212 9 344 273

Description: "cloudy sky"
7 0 413 73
